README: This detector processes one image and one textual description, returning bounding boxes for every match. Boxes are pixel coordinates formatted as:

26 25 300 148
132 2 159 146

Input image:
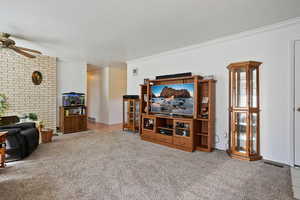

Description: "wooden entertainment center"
140 75 215 152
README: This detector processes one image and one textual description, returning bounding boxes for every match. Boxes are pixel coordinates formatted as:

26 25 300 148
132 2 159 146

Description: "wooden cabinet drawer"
142 131 156 140
173 136 192 147
156 134 172 144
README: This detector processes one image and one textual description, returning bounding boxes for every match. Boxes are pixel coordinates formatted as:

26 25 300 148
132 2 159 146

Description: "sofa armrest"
0 122 36 130
0 128 21 136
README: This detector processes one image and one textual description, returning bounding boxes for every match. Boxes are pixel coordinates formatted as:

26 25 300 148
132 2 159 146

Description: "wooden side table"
0 131 7 168
41 129 53 143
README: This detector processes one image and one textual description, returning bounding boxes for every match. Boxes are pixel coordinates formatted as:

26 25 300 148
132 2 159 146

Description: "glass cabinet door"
174 121 191 137
124 100 129 125
250 68 258 108
250 113 258 154
134 101 140 129
232 68 247 108
233 112 247 154
128 100 134 125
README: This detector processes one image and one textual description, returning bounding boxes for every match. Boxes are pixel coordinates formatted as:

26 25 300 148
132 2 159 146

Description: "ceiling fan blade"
15 46 42 54
9 45 36 58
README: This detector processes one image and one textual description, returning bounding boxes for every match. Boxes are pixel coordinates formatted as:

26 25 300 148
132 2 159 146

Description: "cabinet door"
231 68 247 108
250 68 258 108
231 111 248 155
123 99 129 127
249 112 258 154
72 117 80 132
64 117 73 132
78 116 87 131
134 100 140 130
174 120 192 138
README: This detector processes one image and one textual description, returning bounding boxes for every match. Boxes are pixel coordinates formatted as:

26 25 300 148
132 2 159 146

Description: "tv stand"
140 76 216 152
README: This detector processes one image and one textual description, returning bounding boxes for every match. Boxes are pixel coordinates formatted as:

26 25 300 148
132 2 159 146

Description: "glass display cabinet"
227 61 262 161
175 121 191 137
123 95 140 132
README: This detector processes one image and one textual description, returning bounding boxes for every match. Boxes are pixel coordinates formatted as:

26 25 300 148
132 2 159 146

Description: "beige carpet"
0 130 294 200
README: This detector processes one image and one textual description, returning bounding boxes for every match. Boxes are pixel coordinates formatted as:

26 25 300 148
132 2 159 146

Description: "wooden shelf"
65 114 86 117
143 128 153 131
196 133 208 136
157 126 173 131
196 146 210 152
175 127 190 130
197 118 209 121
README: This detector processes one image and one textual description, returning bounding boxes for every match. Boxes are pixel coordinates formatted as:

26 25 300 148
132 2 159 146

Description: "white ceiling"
1 0 300 66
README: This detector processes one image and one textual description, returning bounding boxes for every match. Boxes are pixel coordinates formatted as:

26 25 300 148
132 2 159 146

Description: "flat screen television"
150 83 194 116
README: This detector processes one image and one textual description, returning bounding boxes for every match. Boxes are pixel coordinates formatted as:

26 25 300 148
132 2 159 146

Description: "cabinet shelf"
175 127 190 130
196 133 208 136
197 118 209 121
158 126 173 131
65 114 86 118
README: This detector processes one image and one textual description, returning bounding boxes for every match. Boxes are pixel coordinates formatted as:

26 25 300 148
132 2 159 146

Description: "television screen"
150 83 194 116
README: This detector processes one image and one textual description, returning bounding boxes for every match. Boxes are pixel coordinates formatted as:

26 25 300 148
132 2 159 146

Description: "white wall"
87 70 101 122
99 67 110 124
108 65 127 124
57 59 87 125
127 18 300 165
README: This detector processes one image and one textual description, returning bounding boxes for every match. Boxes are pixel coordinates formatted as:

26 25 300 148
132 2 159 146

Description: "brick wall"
0 49 57 131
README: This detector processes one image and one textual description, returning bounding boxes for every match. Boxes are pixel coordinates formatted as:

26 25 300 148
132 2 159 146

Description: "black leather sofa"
0 122 39 161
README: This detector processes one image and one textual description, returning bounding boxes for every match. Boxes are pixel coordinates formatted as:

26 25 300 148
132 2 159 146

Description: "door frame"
290 40 300 167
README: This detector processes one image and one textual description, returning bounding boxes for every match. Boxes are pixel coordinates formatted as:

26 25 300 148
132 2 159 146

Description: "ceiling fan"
0 32 42 58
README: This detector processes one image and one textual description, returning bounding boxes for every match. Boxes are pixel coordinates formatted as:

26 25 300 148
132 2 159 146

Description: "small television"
62 92 85 107
150 83 194 116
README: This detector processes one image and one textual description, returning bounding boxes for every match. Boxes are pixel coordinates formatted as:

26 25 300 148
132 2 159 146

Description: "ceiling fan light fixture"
0 32 42 59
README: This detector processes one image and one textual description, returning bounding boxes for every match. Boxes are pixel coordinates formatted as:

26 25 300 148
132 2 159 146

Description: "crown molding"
127 17 300 65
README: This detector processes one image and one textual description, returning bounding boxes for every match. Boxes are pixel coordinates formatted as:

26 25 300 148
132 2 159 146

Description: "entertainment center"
140 75 215 152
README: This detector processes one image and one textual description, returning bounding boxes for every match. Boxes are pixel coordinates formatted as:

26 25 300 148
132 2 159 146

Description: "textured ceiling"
1 0 300 66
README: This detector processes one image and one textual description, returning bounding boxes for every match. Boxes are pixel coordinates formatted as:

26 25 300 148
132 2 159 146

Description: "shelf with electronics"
140 75 216 152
